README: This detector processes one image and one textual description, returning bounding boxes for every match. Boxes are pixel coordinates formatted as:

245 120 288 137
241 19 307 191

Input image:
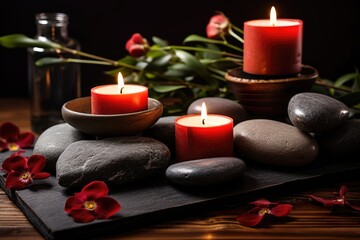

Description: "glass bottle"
28 13 81 134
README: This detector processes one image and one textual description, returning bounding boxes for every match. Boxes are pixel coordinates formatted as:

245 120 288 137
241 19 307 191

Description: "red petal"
0 122 20 141
249 199 274 207
308 194 342 207
129 45 146 57
69 209 96 223
206 25 220 39
16 132 35 148
27 155 46 173
131 33 145 44
345 201 360 211
65 193 87 213
95 197 121 219
339 185 348 198
5 172 29 189
209 14 229 25
81 181 109 200
32 172 50 179
1 155 26 172
269 204 293 217
236 211 264 227
11 150 26 157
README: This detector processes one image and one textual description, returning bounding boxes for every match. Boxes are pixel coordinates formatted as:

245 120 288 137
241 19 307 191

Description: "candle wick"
202 119 205 125
120 87 124 94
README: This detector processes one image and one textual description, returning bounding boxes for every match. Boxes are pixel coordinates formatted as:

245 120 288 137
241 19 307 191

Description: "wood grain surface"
1 98 360 240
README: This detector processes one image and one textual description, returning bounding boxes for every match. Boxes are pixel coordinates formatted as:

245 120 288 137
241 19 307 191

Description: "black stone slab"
1 150 360 240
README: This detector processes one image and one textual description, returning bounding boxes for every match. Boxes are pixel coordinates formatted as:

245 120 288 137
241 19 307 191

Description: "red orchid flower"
236 198 293 227
65 181 121 223
206 13 230 39
307 185 360 211
125 33 150 57
1 151 50 190
0 122 35 152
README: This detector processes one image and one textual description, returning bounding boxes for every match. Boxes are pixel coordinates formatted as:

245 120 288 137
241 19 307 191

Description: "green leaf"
145 54 172 71
35 57 67 67
183 34 223 45
152 84 186 93
334 73 356 87
338 92 360 107
152 36 168 47
0 34 61 49
164 63 194 78
174 50 218 88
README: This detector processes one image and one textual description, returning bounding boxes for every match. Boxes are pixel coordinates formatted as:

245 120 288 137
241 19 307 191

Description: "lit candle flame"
201 102 207 125
118 72 125 94
270 6 277 26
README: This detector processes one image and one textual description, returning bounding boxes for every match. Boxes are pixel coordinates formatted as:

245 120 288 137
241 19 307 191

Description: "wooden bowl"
62 97 163 136
225 65 319 117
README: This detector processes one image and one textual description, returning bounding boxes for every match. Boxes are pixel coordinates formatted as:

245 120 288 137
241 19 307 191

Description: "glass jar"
28 13 81 134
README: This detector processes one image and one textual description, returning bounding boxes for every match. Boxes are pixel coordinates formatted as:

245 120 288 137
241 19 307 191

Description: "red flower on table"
65 181 121 223
1 151 50 190
307 185 360 211
206 13 230 39
125 33 150 57
236 198 293 227
0 122 35 152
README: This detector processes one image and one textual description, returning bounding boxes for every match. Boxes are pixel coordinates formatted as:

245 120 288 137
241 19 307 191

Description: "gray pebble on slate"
56 136 171 188
234 119 318 166
33 123 93 173
187 97 248 125
316 119 360 160
166 157 246 186
143 116 178 157
288 92 349 133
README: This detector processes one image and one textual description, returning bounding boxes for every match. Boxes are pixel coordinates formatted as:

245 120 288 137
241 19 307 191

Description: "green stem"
229 28 244 43
66 58 114 66
159 45 243 58
60 46 119 66
65 58 141 70
231 24 244 34
315 79 353 93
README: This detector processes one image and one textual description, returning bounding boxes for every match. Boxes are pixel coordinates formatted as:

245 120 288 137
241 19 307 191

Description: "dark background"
1 0 359 98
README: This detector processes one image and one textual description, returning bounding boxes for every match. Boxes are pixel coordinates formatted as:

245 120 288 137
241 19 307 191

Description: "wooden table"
1 98 360 240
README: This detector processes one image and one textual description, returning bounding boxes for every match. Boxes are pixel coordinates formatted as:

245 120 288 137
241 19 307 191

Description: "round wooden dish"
225 65 319 117
62 97 163 136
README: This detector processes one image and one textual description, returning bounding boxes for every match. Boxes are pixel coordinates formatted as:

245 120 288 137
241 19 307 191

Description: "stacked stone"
33 94 359 188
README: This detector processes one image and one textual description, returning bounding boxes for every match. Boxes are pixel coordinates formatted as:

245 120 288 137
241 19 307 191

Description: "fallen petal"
95 197 121 219
269 204 293 217
236 211 264 227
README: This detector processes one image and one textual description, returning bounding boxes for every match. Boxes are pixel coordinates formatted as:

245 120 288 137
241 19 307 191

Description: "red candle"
175 103 234 162
243 6 303 76
91 73 148 114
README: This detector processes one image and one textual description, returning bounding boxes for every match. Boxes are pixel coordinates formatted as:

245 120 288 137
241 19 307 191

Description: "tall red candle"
91 73 148 114
175 103 233 162
243 7 303 76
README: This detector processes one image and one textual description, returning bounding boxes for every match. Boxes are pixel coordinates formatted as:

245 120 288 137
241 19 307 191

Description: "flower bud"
206 13 230 39
125 33 150 57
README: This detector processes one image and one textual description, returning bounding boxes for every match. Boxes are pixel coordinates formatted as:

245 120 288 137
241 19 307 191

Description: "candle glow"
118 72 125 94
201 102 207 125
270 6 277 26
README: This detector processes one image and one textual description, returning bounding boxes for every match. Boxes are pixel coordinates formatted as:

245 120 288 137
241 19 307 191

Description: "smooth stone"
143 116 178 157
316 119 360 160
165 157 246 186
56 137 171 188
187 97 248 125
234 119 318 166
288 92 349 133
33 123 93 173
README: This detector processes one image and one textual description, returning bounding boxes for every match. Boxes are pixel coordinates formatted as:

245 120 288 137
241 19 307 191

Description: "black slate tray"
1 150 360 240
